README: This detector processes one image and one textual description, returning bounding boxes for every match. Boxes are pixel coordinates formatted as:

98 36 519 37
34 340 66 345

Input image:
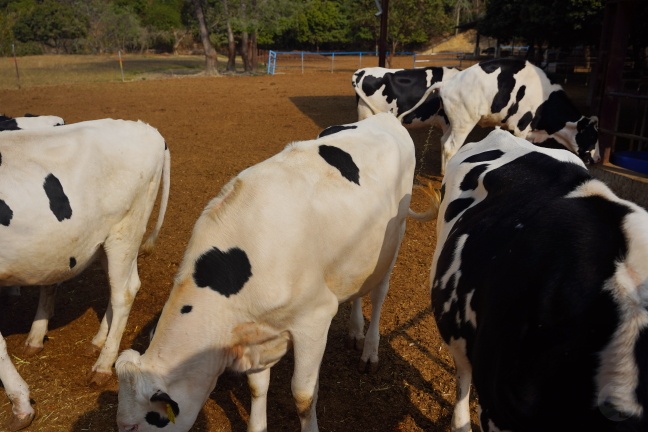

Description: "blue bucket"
610 151 648 175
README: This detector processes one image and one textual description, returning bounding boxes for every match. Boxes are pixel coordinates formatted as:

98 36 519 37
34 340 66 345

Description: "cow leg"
0 332 35 431
449 341 473 432
358 225 404 374
23 284 57 356
291 293 338 432
347 298 364 350
247 368 270 432
88 249 110 357
87 243 141 386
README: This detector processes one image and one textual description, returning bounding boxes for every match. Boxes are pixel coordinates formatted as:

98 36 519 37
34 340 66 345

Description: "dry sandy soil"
0 67 499 432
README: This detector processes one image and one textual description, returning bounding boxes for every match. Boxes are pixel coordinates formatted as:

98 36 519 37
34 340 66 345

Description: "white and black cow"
403 58 600 175
0 119 170 431
428 128 648 431
352 66 460 132
0 113 65 130
115 112 415 432
0 114 65 299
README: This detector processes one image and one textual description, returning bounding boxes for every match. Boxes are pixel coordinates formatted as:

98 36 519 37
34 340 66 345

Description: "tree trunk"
249 31 258 71
223 0 236 71
240 31 250 71
192 0 219 75
226 20 236 71
172 29 190 55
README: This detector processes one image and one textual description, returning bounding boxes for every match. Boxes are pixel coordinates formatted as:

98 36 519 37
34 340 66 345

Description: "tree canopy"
0 0 642 72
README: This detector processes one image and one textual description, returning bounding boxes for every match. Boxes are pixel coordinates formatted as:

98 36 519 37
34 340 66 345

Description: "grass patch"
0 53 245 90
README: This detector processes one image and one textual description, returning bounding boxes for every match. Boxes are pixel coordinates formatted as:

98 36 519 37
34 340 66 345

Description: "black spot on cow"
575 117 599 155
445 197 475 222
635 327 648 415
533 137 565 150
150 391 179 418
317 125 357 138
181 305 192 314
145 411 170 428
531 90 582 135
460 164 489 191
502 85 526 123
69 257 76 268
43 174 72 221
164 141 167 150
479 58 527 115
462 149 504 164
0 119 19 130
0 199 12 226
0 151 2 166
440 183 446 202
193 247 252 298
517 111 533 131
352 69 366 88
318 145 360 185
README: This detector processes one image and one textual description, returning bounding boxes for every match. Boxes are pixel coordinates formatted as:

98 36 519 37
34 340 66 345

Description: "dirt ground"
0 69 481 432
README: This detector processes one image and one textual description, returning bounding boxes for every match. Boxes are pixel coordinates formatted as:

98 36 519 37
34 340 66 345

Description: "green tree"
295 0 348 51
387 0 453 57
478 0 604 52
13 0 88 53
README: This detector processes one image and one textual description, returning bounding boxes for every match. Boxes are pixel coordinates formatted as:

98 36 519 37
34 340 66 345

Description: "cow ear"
150 391 179 423
590 115 599 125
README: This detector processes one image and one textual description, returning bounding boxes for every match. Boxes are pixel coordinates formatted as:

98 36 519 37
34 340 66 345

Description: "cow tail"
397 82 444 123
140 146 171 255
408 180 441 222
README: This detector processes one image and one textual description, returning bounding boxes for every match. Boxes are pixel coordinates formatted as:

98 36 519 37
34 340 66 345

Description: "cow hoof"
21 344 43 357
87 370 112 387
6 410 35 431
84 342 101 357
345 336 364 351
357 358 379 374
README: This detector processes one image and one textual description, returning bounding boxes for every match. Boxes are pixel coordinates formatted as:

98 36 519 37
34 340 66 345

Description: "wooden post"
378 0 388 67
12 44 20 89
118 50 125 82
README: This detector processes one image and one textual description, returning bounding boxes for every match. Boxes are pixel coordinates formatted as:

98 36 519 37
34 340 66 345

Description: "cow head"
576 116 600 164
116 350 202 432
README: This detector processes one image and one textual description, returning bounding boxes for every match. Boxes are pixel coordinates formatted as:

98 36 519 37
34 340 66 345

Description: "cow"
401 58 600 175
426 127 648 431
0 113 65 130
0 118 170 431
0 113 65 299
115 112 416 432
352 66 460 132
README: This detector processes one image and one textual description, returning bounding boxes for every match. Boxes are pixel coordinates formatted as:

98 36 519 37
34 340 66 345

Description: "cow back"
431 128 648 430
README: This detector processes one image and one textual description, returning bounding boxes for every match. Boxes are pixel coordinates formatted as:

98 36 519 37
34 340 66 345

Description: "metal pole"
12 44 20 89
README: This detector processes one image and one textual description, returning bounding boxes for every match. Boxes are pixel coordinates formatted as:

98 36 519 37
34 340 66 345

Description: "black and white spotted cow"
0 114 65 299
352 66 460 131
0 119 170 431
0 113 65 130
115 112 415 432
428 128 648 431
407 58 600 175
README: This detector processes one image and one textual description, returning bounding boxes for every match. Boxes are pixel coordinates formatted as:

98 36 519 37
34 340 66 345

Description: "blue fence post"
331 52 335 72
301 51 304 74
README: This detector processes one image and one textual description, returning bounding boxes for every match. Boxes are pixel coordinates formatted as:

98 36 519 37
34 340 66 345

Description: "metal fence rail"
266 50 419 75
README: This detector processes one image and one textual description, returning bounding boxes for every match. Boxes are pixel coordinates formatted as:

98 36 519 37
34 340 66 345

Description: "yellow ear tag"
166 403 176 423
